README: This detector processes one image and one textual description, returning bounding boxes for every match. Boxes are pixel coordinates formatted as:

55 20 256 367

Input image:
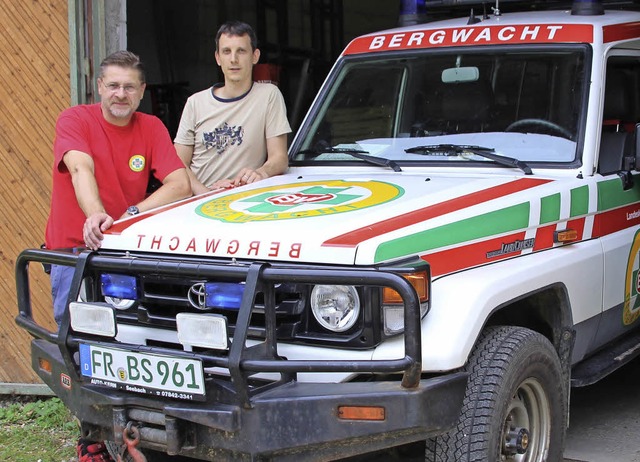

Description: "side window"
598 56 640 175
602 58 639 132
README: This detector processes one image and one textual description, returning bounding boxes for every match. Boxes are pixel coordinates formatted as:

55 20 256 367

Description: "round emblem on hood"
196 180 404 223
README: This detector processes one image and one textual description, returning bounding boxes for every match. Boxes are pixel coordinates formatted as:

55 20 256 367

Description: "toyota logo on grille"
188 283 208 310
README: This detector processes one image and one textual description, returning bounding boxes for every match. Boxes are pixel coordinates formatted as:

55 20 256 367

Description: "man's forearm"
134 169 192 215
186 169 210 195
71 168 106 217
261 134 289 178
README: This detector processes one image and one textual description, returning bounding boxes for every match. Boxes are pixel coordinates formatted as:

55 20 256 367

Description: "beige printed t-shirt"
174 82 291 186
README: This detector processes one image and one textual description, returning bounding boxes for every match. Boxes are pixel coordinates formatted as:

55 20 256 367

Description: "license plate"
79 344 205 401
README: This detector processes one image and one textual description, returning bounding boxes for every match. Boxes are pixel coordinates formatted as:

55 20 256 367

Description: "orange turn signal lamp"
554 229 579 244
337 405 386 421
383 270 429 304
38 358 52 374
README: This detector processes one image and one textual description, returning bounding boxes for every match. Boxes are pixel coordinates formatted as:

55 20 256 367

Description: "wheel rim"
501 377 551 462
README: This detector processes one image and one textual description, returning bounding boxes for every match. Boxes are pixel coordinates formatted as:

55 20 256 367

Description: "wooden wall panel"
0 1 69 383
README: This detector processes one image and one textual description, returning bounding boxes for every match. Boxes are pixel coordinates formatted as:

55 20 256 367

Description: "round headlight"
310 285 360 332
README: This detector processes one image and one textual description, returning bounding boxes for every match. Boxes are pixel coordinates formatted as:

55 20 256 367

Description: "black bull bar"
15 248 468 461
16 248 425 389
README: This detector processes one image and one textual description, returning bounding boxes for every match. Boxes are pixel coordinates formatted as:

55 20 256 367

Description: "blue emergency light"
100 273 137 300
205 282 245 310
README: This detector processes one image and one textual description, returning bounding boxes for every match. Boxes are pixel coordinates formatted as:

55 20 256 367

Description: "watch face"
127 206 140 215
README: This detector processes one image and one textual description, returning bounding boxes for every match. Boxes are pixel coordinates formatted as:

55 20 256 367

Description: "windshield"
292 46 587 168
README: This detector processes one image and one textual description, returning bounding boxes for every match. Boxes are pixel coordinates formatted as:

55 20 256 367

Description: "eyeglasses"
102 82 141 94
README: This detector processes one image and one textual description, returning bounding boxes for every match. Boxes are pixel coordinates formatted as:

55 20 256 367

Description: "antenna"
467 8 481 24
492 0 501 16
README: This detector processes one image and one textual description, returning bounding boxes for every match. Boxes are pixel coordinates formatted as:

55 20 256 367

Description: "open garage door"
69 0 400 136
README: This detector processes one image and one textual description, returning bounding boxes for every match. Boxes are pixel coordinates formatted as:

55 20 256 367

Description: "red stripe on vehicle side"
422 232 527 277
533 224 557 251
566 217 586 241
423 218 590 277
593 204 640 237
593 202 640 237
324 178 552 247
603 22 640 43
423 219 584 277
426 217 591 277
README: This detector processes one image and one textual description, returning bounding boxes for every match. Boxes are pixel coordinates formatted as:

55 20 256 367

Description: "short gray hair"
99 50 146 83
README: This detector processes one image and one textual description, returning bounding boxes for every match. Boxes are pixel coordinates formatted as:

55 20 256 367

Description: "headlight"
310 285 360 332
101 273 137 309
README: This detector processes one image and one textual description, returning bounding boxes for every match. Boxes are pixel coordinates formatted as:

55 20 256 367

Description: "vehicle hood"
102 172 555 274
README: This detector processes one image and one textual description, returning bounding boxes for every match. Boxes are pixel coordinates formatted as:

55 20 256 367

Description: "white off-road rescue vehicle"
16 0 640 460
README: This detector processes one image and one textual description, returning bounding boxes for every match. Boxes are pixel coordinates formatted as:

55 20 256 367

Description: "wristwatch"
126 206 140 216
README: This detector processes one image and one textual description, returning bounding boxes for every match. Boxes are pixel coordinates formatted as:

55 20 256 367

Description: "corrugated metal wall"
0 1 69 383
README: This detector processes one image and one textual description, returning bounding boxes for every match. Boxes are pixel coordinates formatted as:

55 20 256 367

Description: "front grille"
91 253 382 348
130 276 305 337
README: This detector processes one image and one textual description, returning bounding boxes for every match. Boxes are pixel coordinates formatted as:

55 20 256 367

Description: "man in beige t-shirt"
174 21 291 195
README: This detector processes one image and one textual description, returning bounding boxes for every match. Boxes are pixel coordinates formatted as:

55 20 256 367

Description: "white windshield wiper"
405 144 532 175
296 147 402 172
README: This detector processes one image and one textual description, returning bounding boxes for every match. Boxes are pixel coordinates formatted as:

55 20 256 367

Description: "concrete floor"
563 355 640 462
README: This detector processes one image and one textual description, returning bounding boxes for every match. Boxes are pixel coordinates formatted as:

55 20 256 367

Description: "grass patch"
0 396 79 462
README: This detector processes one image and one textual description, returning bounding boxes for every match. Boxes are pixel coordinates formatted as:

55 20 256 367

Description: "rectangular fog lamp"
69 302 116 337
177 313 228 350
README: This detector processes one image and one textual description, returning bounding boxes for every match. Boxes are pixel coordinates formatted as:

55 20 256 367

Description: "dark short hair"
215 21 258 51
99 50 146 83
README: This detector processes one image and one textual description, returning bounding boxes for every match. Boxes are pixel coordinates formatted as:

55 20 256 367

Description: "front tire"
425 326 567 462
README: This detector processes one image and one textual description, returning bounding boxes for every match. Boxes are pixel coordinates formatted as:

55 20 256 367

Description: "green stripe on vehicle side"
374 203 530 262
540 193 561 224
570 186 589 217
598 177 640 211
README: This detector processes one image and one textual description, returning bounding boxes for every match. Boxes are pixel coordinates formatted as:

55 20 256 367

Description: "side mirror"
617 124 638 190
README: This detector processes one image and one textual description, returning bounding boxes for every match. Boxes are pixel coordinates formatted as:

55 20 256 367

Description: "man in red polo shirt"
46 50 191 326
46 50 191 462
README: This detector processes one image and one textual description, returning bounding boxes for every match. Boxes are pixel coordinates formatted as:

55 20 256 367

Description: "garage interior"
122 0 401 138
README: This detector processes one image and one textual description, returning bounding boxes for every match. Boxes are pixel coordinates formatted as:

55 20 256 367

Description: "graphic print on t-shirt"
203 122 244 155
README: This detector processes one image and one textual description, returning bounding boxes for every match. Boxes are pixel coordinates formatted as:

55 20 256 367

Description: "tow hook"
116 422 147 462
504 426 530 456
